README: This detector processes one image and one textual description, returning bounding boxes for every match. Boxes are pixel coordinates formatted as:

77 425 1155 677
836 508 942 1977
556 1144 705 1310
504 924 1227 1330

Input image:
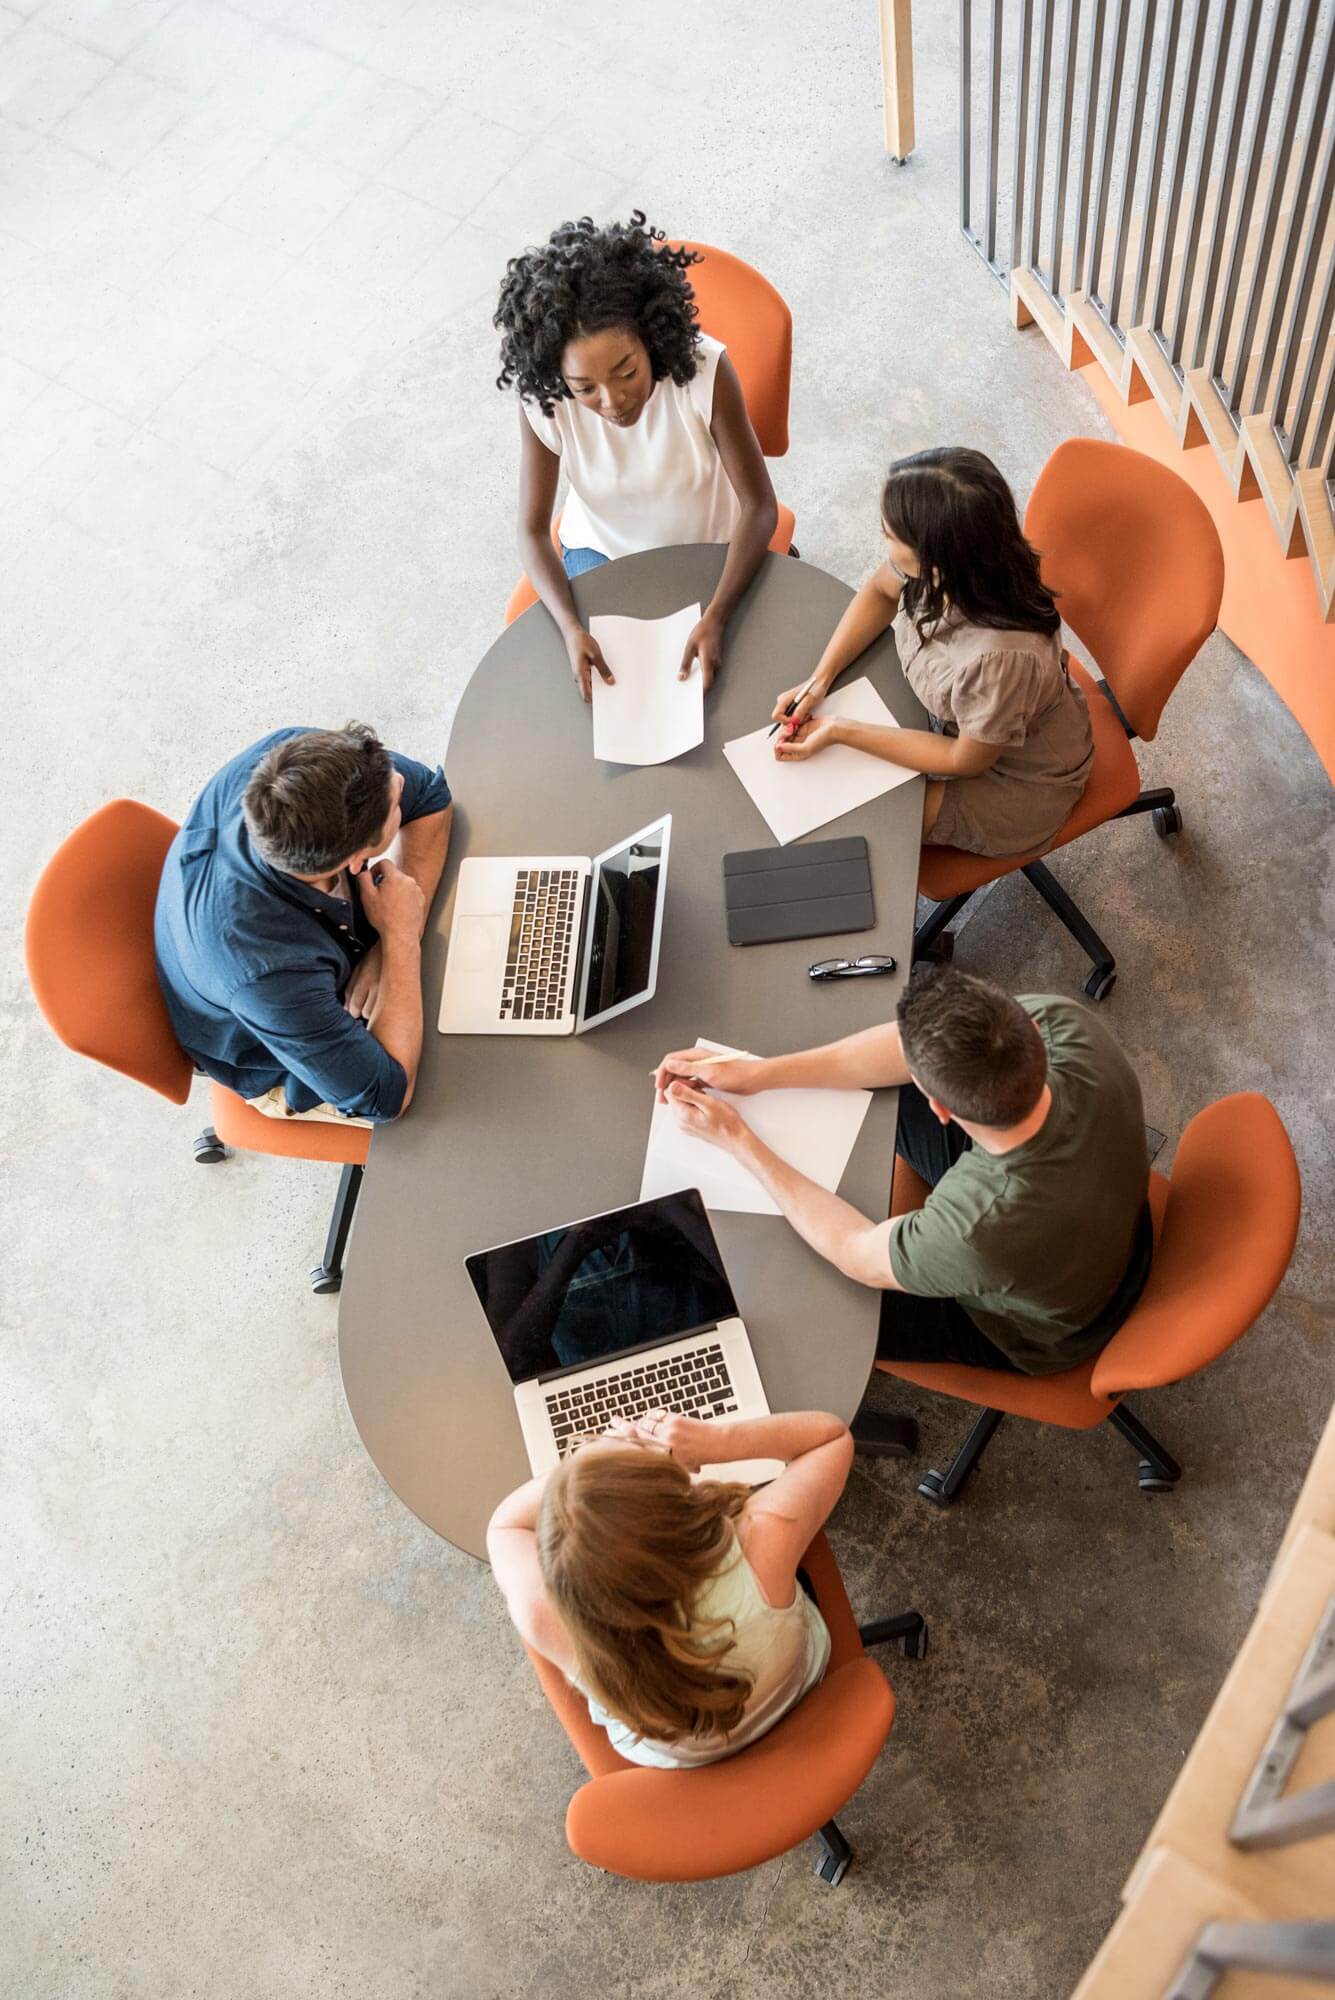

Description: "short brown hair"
243 724 394 874
896 966 1047 1126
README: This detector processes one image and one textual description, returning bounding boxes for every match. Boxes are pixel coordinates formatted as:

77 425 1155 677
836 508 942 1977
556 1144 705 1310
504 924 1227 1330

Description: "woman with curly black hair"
770 448 1093 859
496 212 778 703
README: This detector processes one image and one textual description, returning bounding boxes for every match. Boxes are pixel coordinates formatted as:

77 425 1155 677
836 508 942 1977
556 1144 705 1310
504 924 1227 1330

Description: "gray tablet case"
723 837 875 946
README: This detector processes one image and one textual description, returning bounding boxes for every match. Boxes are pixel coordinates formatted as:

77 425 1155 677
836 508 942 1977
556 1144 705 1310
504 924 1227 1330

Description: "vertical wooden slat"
880 0 917 162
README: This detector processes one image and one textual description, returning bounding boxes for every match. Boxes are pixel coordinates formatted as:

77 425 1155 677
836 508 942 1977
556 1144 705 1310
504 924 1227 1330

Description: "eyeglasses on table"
807 954 898 981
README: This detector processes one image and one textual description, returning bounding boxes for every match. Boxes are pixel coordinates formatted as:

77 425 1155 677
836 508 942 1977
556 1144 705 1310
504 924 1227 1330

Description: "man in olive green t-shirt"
651 966 1153 1376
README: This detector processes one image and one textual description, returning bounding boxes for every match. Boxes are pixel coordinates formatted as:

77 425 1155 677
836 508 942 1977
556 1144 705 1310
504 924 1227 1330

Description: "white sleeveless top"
578 1533 832 1769
521 332 741 560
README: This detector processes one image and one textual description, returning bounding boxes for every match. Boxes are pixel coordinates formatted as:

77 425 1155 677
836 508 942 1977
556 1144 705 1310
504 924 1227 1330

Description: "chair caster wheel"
815 1850 850 1886
1084 967 1117 1001
193 1128 226 1164
1137 1467 1177 1493
788 543 801 559
1152 804 1182 838
917 1469 952 1508
310 1266 342 1295
900 1621 929 1660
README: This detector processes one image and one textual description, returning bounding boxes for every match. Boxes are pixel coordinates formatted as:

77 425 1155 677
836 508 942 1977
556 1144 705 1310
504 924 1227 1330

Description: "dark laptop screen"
465 1190 737 1385
578 823 666 1025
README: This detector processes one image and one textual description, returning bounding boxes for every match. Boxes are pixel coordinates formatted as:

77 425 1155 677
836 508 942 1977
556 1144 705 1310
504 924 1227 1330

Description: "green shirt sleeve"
889 1181 1005 1299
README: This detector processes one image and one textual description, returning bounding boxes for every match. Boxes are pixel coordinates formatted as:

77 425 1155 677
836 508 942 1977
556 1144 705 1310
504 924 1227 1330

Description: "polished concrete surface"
4 1 1332 1994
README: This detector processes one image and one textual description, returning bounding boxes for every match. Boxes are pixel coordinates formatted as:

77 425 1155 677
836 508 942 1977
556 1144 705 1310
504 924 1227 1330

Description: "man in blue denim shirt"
155 723 453 1123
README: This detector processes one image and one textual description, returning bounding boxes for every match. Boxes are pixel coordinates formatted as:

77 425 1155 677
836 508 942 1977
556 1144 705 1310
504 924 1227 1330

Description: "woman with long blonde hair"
487 1410 853 1768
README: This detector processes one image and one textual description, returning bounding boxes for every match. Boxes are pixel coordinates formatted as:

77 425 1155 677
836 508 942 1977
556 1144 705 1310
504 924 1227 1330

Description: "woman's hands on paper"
566 626 615 704
770 677 826 729
679 611 724 690
774 716 841 761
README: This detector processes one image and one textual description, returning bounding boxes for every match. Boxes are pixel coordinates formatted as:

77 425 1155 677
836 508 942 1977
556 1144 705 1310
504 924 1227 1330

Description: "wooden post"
880 0 915 162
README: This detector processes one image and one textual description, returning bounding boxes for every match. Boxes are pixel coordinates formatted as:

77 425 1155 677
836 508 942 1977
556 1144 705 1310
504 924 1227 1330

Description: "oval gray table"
338 546 929 1559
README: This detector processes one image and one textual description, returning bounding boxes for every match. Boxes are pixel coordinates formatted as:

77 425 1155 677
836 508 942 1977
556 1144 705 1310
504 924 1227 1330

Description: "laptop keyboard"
500 868 579 1022
545 1341 739 1457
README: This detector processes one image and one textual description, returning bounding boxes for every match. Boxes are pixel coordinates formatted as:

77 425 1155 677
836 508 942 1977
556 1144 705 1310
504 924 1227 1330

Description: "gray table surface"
337 546 927 1559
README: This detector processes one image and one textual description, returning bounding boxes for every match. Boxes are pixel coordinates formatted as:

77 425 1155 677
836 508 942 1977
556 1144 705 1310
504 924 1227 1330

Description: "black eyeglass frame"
807 954 898 981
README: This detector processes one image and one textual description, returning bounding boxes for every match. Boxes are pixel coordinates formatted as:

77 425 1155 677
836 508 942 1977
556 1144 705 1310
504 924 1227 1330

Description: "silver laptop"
465 1189 783 1486
438 814 670 1037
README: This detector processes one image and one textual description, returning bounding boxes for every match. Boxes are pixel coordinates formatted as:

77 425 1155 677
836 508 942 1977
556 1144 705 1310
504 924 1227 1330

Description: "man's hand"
606 1410 713 1471
566 627 614 704
666 1079 748 1151
654 1046 765 1102
774 716 841 762
679 611 724 690
343 940 383 1018
357 857 425 944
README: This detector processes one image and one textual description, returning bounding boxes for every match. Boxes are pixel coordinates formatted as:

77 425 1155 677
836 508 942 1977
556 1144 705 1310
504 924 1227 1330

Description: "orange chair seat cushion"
209 1083 371 1166
504 503 796 629
918 655 1142 904
564 1657 893 1881
875 1154 1170 1430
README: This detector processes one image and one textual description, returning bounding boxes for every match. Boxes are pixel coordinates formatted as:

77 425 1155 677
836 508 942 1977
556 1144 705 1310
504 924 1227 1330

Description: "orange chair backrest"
564 1656 894 1880
1091 1094 1300 1399
26 800 193 1105
527 1527 894 1880
673 239 792 457
1023 438 1224 741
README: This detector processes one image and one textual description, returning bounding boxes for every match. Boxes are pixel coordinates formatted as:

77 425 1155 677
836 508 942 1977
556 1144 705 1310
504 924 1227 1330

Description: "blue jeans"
561 543 609 579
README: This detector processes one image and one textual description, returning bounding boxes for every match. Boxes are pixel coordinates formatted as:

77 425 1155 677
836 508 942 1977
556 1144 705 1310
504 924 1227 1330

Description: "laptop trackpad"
449 913 509 976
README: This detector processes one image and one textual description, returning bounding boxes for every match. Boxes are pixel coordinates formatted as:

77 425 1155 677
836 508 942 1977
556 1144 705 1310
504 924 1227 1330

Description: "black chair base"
851 1410 920 1459
190 1132 363 1292
911 781 1182 1000
918 1400 1182 1506
193 1125 226 1164
815 1818 852 1884
309 1163 364 1295
812 1608 930 1885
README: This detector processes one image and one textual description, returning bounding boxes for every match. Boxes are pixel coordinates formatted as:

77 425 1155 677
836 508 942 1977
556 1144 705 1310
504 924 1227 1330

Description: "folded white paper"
722 676 916 844
588 603 704 765
640 1038 873 1217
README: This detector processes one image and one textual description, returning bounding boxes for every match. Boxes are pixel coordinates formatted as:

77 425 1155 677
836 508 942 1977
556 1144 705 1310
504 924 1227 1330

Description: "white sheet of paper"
722 676 917 843
588 603 704 765
639 1038 873 1217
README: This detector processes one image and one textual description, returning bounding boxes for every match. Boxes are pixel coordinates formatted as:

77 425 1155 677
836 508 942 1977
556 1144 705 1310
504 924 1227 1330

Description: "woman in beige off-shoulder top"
771 447 1094 859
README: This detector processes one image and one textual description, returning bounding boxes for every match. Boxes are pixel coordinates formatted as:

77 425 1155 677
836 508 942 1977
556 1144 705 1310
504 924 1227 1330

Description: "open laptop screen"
465 1190 736 1385
576 819 668 1029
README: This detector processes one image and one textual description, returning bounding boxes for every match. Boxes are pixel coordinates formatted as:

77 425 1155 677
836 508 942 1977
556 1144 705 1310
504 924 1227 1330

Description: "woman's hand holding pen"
770 674 828 733
774 715 841 762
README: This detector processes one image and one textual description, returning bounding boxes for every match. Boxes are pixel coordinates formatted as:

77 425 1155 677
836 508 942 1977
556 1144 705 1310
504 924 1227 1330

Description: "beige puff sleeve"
946 648 1048 747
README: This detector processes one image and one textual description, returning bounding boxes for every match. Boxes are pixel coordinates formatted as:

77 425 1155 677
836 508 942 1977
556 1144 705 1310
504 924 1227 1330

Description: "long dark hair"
881 447 1061 639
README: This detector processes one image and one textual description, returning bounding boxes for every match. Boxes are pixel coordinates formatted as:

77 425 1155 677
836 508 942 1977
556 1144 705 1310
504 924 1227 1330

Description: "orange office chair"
526 1529 926 1886
914 439 1226 1000
877 1093 1300 1507
25 800 371 1294
503 239 796 627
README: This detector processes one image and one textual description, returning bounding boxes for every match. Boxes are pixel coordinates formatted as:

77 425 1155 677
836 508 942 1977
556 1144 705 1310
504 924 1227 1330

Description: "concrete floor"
4 1 1333 1994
